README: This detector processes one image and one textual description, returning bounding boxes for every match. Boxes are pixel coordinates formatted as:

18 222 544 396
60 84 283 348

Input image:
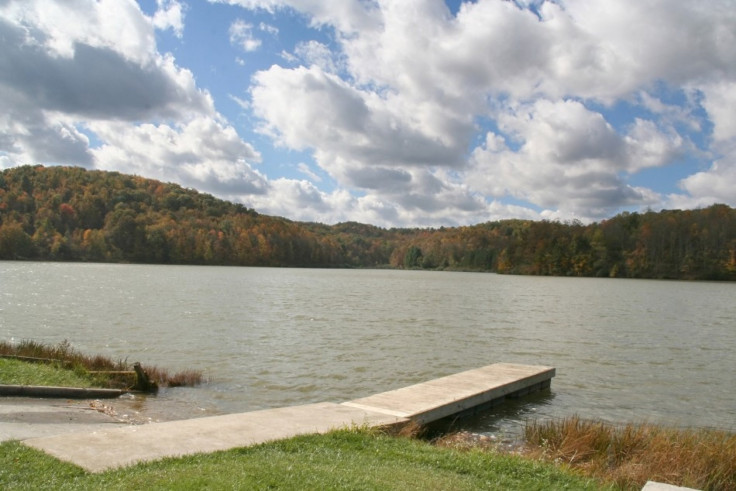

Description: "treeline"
392 210 736 280
1 165 735 280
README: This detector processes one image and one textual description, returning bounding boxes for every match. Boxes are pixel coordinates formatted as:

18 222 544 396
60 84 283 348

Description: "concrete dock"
22 362 554 472
344 363 554 423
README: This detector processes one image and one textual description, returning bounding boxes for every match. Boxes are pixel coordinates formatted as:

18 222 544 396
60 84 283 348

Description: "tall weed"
524 416 736 490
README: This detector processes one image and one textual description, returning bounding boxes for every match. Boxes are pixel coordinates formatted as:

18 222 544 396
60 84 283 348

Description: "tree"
0 221 34 259
404 246 422 268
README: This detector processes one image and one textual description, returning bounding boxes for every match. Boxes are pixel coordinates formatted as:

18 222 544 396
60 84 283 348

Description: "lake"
1 261 734 436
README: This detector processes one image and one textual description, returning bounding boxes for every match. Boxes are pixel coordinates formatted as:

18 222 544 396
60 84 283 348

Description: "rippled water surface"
2 262 734 434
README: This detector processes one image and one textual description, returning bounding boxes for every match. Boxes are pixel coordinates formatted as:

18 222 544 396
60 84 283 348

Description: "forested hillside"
1 165 735 280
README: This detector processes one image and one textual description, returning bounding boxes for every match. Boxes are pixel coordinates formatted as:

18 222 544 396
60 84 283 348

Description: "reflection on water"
1 262 735 435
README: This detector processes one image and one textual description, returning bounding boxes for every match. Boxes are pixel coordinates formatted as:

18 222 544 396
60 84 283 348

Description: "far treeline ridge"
1 165 735 280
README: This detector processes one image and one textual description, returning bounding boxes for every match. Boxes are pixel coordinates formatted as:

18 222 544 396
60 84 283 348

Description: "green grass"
0 340 203 388
0 358 100 388
0 430 606 490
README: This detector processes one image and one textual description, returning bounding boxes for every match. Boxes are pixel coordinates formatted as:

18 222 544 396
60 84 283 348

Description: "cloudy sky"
1 0 735 227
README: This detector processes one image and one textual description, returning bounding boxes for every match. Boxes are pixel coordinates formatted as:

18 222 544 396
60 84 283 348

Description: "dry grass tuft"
378 420 427 439
523 416 736 490
0 339 203 389
433 430 501 452
142 365 204 388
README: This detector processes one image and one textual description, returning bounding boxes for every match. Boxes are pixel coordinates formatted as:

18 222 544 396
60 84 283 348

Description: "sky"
1 0 735 228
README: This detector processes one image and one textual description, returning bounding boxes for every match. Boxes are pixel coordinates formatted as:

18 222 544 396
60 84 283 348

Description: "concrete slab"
343 363 554 423
642 481 700 491
21 363 554 473
24 402 406 472
0 399 127 442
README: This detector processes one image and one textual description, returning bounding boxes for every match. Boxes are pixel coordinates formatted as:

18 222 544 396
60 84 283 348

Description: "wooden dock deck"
23 362 555 472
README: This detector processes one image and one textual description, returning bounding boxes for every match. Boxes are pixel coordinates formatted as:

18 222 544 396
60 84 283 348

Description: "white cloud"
152 0 186 37
250 65 463 179
669 155 736 210
700 82 736 143
248 61 495 225
666 82 736 209
258 22 279 35
561 1 736 91
210 0 380 33
91 116 265 195
244 179 351 223
229 19 262 52
467 99 669 220
0 1 211 121
0 107 93 167
637 91 702 134
498 99 627 168
241 0 736 221
0 0 266 203
0 0 157 64
624 119 686 172
294 41 340 73
297 163 322 182
244 173 540 228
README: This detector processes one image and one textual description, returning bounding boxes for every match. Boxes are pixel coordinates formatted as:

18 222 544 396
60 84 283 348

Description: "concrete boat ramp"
22 362 554 473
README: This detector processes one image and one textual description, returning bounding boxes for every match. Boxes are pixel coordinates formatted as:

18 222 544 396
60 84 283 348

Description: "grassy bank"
3 421 733 490
0 358 103 388
0 340 202 389
0 429 605 490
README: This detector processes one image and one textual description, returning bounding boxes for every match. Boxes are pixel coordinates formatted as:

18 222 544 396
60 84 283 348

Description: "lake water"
1 262 735 436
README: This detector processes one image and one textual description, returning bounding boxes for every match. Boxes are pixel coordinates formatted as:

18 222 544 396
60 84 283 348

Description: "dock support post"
133 362 158 393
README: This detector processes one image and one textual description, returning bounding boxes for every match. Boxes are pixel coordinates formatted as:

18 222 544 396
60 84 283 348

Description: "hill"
1 165 735 280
